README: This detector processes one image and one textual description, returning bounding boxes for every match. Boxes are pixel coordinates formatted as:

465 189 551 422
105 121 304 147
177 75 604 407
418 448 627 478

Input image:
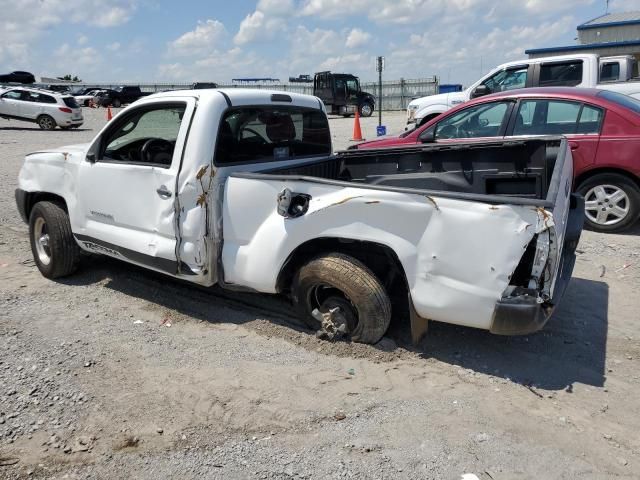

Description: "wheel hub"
33 217 51 266
584 184 629 226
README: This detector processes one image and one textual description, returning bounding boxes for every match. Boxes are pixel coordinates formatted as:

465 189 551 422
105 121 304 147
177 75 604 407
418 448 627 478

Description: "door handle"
156 185 172 198
569 141 579 151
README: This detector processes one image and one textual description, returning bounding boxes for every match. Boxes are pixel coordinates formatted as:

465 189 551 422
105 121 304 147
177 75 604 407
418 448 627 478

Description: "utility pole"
376 56 384 127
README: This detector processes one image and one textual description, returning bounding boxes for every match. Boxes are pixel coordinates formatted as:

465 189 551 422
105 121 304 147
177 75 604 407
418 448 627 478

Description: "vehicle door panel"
0 91 22 117
73 98 205 278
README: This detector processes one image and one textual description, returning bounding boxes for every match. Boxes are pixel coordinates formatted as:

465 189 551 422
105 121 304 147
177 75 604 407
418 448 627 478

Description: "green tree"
56 74 82 82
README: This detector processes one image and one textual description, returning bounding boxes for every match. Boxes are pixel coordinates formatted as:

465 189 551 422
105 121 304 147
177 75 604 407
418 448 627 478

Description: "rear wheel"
577 173 640 233
37 115 56 130
292 253 391 344
29 201 81 279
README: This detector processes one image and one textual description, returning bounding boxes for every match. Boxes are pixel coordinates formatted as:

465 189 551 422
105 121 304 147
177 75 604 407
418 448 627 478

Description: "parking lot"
1 107 640 479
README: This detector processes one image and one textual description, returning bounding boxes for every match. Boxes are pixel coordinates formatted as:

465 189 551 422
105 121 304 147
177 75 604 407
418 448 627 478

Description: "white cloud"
77 34 88 45
233 10 285 45
345 28 371 48
107 42 121 52
168 19 226 56
257 0 294 15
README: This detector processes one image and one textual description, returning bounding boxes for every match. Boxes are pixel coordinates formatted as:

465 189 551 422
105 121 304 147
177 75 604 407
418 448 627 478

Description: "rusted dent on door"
195 165 216 208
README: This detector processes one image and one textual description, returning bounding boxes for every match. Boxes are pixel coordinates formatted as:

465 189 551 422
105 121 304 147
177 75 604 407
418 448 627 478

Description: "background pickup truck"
409 53 640 126
15 89 583 344
97 86 150 107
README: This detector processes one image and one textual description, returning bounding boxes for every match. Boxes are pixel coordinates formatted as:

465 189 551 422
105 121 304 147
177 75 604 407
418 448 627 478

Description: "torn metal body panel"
222 178 557 331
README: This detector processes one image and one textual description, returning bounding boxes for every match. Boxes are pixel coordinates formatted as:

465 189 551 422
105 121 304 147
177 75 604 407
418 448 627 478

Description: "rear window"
597 90 640 114
63 96 79 108
214 106 331 165
539 61 583 87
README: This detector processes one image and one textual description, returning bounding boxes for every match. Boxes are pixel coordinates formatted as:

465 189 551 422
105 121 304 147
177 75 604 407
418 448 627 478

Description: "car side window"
100 104 186 168
434 102 510 140
576 105 604 134
539 61 583 87
2 90 23 100
483 67 527 93
513 100 584 135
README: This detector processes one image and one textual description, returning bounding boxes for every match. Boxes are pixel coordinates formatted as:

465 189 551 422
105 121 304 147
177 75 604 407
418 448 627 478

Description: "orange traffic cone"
350 109 364 142
107 106 113 121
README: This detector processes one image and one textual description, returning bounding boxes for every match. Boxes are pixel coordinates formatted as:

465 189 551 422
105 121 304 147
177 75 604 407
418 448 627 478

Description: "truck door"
334 77 347 107
74 97 206 279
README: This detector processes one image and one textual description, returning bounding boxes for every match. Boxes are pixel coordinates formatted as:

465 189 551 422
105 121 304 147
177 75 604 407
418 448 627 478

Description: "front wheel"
359 102 373 117
29 202 81 279
112 99 122 108
292 253 391 344
577 173 640 232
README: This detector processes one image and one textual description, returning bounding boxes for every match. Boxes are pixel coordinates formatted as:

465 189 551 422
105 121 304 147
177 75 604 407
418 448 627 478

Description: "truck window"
513 100 586 135
214 106 331 165
435 101 510 139
600 62 620 82
102 104 186 167
539 61 583 87
482 67 527 94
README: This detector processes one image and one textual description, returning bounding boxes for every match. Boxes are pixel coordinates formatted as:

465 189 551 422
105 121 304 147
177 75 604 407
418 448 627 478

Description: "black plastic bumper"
15 188 29 224
490 194 585 335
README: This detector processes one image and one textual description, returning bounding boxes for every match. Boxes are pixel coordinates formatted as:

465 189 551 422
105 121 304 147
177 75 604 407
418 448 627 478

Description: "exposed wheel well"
575 167 640 189
276 237 409 317
24 192 68 220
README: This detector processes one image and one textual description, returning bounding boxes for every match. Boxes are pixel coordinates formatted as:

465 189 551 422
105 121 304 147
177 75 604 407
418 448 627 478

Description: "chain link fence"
64 77 439 111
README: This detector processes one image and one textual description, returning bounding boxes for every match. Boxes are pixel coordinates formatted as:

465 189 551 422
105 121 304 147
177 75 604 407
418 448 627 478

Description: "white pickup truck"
15 89 584 344
409 53 640 127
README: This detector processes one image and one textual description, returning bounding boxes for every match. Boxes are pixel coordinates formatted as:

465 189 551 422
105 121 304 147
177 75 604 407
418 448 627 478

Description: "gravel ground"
1 107 640 479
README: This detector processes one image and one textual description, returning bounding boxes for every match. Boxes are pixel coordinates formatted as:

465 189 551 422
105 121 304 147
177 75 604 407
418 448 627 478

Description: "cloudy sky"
0 0 637 86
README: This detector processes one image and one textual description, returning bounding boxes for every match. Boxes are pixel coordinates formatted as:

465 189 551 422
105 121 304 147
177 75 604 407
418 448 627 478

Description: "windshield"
597 90 640 115
215 106 331 164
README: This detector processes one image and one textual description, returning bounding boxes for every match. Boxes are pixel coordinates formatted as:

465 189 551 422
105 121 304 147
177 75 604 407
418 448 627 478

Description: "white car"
0 87 83 130
74 89 101 107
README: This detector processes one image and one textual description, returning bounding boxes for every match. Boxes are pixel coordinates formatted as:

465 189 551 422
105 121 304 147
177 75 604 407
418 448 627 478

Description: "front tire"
112 99 122 108
37 115 56 130
577 173 640 233
359 102 373 117
292 253 391 344
29 202 81 279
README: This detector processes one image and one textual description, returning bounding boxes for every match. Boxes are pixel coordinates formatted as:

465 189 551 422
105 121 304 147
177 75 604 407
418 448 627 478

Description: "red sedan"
357 87 640 232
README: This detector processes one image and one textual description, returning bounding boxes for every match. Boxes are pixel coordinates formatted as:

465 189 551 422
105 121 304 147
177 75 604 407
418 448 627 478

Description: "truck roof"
144 88 324 110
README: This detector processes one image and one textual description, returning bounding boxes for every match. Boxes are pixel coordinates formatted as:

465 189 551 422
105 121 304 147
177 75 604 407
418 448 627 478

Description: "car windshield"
597 90 640 115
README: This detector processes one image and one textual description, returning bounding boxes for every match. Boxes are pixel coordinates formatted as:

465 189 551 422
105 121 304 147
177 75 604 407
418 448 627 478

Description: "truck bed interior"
267 138 564 203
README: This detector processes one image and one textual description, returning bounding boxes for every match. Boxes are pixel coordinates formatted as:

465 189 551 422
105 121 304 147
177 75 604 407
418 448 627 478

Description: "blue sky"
0 0 637 86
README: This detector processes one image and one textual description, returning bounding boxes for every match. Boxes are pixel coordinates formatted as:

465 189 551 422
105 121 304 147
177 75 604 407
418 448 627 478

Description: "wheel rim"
40 117 53 129
360 104 372 116
33 217 52 265
584 184 630 226
308 284 358 334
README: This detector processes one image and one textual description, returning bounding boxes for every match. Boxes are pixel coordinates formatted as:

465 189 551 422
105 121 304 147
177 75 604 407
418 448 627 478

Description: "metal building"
526 11 640 61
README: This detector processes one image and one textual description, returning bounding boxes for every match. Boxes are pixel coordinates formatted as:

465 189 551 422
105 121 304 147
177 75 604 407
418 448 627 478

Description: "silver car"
0 87 83 130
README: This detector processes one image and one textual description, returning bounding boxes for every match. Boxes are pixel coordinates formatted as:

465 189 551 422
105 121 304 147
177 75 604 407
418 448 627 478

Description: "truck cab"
313 71 375 117
408 54 640 127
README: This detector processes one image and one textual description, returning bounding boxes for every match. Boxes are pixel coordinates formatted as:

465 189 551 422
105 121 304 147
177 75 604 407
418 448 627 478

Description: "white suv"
0 87 83 130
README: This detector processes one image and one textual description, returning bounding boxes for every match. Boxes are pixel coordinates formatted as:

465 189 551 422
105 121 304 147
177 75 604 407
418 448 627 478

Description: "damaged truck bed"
15 88 583 344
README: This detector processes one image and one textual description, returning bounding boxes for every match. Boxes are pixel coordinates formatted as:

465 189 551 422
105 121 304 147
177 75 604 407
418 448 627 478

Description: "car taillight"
58 107 73 113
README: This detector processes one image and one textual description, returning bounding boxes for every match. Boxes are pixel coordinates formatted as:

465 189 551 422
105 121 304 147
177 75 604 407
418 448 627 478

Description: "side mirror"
471 84 490 98
419 129 435 143
86 152 96 163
